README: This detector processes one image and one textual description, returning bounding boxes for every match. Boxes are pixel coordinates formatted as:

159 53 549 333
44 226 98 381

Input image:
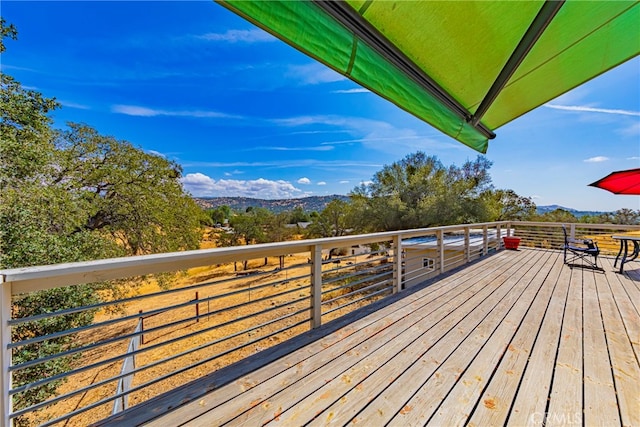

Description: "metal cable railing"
7 221 634 425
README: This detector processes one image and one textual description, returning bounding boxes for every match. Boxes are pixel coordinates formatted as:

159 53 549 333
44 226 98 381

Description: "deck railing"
1 221 638 426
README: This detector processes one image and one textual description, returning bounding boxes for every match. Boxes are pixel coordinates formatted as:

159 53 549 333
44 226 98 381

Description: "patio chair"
562 225 600 269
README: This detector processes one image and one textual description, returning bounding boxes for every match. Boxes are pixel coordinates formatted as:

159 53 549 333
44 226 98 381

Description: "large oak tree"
1 21 205 420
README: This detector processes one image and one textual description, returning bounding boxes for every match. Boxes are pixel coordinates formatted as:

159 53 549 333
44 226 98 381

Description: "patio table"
612 235 640 273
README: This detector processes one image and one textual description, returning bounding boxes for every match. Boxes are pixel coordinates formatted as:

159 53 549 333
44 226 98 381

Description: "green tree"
207 205 231 225
307 199 352 238
536 208 578 223
1 22 206 419
225 208 272 269
352 152 494 230
288 206 310 224
581 208 640 225
481 189 537 221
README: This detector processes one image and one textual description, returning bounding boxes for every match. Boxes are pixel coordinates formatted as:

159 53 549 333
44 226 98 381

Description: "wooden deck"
107 248 640 427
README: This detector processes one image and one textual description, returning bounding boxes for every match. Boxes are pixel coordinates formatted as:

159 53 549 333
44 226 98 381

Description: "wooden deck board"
582 263 620 426
384 250 553 426
546 261 584 427
506 252 572 427
598 258 640 427
122 249 640 427
240 251 532 426
314 250 546 427
459 251 563 427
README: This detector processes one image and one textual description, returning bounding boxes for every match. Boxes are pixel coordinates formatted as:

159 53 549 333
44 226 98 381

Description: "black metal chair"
562 225 600 269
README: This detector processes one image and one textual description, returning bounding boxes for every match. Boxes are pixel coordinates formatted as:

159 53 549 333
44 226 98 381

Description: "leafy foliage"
349 153 497 230
306 199 352 238
1 21 205 419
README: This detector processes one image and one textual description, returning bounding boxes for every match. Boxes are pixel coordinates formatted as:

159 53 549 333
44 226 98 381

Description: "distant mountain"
194 198 611 217
536 205 607 217
193 195 350 213
536 204 578 213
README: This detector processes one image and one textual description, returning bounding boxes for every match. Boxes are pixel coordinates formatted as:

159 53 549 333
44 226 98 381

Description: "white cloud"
183 159 383 169
339 180 350 184
194 29 276 43
297 177 311 184
112 104 238 119
147 150 165 158
317 181 327 186
181 173 304 199
332 88 370 94
250 145 334 152
584 156 609 163
60 100 90 110
273 114 451 154
286 63 346 85
360 180 373 186
627 156 640 161
545 104 640 117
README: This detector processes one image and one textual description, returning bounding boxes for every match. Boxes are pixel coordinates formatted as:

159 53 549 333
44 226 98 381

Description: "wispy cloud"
339 180 350 184
297 177 311 185
193 29 276 43
317 181 327 186
584 156 609 163
273 114 455 154
545 104 640 117
181 173 304 199
286 63 346 85
60 100 90 110
332 88 370 94
147 150 166 158
112 104 239 119
183 159 382 169
249 145 334 152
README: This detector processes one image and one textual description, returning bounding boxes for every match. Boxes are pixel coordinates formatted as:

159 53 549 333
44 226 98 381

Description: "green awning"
217 1 640 153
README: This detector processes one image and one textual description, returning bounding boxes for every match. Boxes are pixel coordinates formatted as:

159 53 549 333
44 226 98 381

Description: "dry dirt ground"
26 234 383 426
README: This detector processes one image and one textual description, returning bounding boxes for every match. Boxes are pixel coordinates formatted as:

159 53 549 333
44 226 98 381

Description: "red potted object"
503 236 521 250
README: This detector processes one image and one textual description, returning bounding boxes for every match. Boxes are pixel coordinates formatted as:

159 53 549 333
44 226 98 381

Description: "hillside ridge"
194 195 350 213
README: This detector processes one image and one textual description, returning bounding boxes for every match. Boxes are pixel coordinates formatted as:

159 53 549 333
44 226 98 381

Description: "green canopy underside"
218 1 640 153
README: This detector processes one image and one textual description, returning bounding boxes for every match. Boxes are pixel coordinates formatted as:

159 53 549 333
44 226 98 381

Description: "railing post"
437 230 445 274
569 223 576 240
465 227 471 263
1 276 12 427
496 224 502 250
393 235 402 293
483 225 489 255
310 245 323 329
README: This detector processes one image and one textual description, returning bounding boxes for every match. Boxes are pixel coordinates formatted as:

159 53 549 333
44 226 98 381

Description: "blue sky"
2 1 639 212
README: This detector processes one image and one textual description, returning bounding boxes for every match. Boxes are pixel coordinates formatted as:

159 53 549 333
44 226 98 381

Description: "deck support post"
1 276 12 427
392 235 402 293
311 244 323 329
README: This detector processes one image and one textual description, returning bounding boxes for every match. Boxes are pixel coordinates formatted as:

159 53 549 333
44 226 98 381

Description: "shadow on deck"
98 248 640 427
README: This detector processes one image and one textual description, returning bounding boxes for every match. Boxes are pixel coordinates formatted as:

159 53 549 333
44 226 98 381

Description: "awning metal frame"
470 0 566 126
313 0 497 140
